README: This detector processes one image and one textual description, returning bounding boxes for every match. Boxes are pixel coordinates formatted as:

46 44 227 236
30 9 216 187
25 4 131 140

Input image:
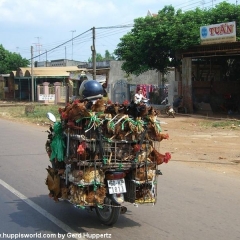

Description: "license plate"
107 179 126 194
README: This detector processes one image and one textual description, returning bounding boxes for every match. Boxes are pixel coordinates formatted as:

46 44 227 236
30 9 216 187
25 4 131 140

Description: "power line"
175 0 220 11
25 2 234 62
29 24 133 61
29 28 92 61
96 24 133 30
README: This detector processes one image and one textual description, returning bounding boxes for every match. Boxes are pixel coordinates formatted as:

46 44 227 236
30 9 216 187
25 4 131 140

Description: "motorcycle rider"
79 79 104 109
134 88 148 104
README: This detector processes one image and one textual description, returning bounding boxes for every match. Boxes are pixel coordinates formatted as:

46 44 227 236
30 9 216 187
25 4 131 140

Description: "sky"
0 0 238 63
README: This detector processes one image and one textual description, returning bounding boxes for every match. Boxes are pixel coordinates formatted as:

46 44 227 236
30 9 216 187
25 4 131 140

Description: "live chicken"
149 148 171 165
45 166 61 202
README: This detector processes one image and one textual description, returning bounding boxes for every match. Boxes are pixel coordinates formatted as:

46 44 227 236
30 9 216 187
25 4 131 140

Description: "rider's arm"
134 94 140 103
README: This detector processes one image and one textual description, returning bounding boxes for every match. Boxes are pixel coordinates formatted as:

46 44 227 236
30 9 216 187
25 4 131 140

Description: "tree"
104 50 115 60
0 45 30 73
114 2 240 75
88 50 115 62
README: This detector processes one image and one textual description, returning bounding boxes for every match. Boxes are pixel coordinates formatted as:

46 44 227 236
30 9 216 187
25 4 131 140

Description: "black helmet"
79 80 104 100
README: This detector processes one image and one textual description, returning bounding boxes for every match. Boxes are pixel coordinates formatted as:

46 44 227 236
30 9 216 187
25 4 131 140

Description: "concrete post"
42 82 50 104
37 85 40 102
182 57 193 113
54 82 61 104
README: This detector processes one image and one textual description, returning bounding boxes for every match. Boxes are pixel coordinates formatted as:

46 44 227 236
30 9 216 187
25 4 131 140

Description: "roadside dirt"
0 101 239 178
159 114 240 178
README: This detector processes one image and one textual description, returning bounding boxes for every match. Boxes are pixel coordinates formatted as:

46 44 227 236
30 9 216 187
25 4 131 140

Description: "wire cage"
63 117 159 205
46 98 167 209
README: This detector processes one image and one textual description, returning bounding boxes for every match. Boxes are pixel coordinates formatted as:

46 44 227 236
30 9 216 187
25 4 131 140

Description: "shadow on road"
7 194 141 234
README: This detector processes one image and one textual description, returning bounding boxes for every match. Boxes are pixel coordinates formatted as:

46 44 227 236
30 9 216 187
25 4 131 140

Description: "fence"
37 82 66 104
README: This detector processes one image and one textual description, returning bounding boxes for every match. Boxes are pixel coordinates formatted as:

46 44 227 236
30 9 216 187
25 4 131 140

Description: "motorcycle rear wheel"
95 196 121 226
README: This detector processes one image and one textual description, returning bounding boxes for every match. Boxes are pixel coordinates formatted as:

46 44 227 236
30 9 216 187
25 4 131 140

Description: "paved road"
0 118 239 240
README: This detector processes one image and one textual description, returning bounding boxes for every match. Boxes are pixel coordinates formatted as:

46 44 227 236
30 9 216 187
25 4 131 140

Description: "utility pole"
65 46 67 62
91 27 96 80
34 37 42 61
45 50 47 66
71 30 76 60
31 46 34 102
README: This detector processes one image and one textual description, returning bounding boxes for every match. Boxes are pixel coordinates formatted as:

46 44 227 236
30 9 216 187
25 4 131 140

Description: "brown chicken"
68 101 90 120
149 148 171 165
104 103 116 116
138 103 150 118
91 98 106 112
154 133 169 142
60 103 72 120
59 179 68 200
104 102 126 116
134 166 155 181
148 106 160 117
85 186 106 204
45 166 61 202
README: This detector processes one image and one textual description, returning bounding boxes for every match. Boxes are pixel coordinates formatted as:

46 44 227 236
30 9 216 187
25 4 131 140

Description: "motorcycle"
165 105 175 118
141 99 150 107
44 103 168 226
161 97 168 105
160 97 175 117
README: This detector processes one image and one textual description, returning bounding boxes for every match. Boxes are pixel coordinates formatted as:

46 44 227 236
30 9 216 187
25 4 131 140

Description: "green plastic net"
50 122 66 162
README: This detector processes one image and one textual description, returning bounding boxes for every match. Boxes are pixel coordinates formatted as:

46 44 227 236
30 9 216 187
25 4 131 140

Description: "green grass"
0 104 61 125
200 119 240 129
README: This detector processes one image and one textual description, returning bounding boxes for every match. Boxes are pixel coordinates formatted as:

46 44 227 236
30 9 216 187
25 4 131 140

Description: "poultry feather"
68 101 90 120
59 179 68 200
141 143 153 156
132 144 141 153
104 103 117 116
134 166 155 181
91 98 106 112
45 166 61 202
77 142 86 155
85 186 106 204
60 103 72 120
148 106 160 117
137 103 149 118
77 142 88 160
154 133 169 142
149 148 171 165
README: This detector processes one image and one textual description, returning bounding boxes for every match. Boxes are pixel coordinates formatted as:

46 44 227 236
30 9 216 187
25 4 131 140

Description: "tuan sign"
200 22 236 45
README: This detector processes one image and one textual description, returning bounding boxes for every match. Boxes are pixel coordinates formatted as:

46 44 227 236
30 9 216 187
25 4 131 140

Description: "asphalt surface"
0 118 240 240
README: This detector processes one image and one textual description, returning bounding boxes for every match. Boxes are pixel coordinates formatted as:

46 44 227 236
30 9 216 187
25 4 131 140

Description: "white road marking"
0 179 83 240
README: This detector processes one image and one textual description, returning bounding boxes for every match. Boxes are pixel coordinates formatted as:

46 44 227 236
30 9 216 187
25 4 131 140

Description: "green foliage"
88 50 115 62
0 44 30 73
114 2 240 75
104 50 115 60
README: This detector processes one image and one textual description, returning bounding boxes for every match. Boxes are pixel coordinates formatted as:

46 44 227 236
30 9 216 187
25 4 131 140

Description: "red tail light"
105 172 126 180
